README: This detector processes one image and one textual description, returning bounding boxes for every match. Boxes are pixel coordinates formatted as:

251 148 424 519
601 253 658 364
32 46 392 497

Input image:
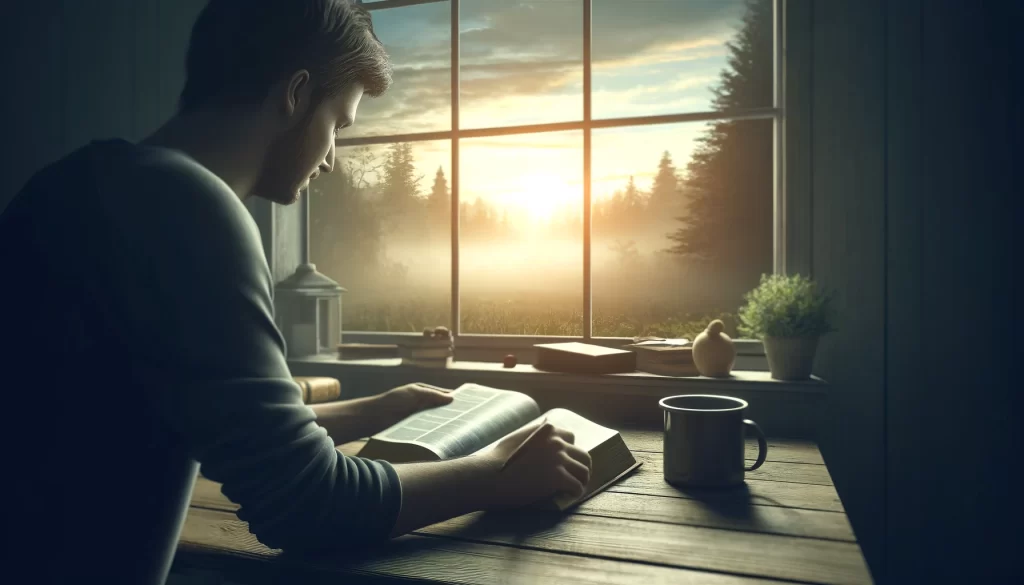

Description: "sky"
340 0 769 221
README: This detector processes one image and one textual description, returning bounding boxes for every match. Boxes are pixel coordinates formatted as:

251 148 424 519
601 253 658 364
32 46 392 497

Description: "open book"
357 383 641 510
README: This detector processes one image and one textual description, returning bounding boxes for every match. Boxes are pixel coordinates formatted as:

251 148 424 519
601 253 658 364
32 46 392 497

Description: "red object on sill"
503 354 517 368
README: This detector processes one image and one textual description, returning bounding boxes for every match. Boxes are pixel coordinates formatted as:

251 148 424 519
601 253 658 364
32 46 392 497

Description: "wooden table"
175 431 873 584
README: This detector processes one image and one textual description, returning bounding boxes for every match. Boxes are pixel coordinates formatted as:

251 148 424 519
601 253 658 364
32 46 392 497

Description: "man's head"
180 0 391 204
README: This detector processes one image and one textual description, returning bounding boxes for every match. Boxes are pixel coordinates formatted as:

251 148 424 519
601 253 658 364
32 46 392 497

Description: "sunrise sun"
514 171 578 222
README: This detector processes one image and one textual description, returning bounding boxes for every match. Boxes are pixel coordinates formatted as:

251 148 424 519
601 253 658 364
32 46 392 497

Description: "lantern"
274 263 346 358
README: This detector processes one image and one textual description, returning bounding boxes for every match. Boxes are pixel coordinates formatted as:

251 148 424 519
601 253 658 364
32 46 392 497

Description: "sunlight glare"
513 170 576 222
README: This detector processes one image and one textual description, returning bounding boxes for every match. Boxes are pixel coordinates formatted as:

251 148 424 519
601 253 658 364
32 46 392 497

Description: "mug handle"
744 419 768 471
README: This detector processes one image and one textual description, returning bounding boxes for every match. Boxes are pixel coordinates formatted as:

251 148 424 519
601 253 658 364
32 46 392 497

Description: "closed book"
399 337 453 349
293 376 341 404
400 357 452 369
534 342 636 374
627 345 698 377
399 347 452 359
636 360 701 377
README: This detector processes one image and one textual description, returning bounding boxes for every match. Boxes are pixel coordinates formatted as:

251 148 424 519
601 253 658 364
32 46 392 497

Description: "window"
309 0 784 348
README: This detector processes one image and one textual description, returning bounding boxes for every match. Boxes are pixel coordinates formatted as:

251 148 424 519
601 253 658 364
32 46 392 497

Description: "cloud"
594 37 731 71
353 0 753 136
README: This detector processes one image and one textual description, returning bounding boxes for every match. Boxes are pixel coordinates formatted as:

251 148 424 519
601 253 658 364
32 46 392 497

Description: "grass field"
343 296 739 340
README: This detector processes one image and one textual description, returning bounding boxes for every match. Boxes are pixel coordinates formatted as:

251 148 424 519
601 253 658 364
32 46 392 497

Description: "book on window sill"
625 344 700 377
293 376 341 404
533 342 637 374
357 383 642 511
635 360 701 377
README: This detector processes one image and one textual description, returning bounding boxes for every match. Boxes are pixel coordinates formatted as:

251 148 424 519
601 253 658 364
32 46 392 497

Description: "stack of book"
624 338 699 377
398 328 453 368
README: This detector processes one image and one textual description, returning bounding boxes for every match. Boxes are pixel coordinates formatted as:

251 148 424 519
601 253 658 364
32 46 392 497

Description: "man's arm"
91 153 401 550
96 150 591 550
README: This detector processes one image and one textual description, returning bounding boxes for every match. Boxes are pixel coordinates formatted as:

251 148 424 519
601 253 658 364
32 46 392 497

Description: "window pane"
591 118 773 339
459 1 582 129
309 141 452 332
459 132 583 334
351 2 450 137
592 0 773 120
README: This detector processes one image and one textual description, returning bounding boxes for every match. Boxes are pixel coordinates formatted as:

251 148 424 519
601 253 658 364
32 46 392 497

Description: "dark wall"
0 1 301 279
883 0 1020 581
0 0 207 212
811 0 1022 582
808 0 888 574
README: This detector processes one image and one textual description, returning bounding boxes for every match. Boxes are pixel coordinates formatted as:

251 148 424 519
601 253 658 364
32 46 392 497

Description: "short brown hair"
179 0 392 113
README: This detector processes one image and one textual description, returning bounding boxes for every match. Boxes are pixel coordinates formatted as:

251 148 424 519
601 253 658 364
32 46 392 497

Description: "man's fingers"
555 467 586 499
503 419 551 447
415 383 451 394
413 384 454 404
564 445 593 473
425 389 454 403
551 427 575 445
562 453 591 488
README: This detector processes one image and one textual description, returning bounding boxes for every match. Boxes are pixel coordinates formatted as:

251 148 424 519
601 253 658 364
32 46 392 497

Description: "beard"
250 111 318 206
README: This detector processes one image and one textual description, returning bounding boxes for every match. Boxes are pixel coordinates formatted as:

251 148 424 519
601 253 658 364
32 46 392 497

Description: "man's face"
253 81 364 205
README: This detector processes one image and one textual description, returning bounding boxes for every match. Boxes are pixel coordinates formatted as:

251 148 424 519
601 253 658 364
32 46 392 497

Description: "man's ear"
276 69 312 126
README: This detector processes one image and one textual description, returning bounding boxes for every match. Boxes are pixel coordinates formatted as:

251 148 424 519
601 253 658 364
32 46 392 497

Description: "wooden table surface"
175 430 873 584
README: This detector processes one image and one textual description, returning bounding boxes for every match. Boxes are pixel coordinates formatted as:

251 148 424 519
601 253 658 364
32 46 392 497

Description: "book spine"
293 377 341 404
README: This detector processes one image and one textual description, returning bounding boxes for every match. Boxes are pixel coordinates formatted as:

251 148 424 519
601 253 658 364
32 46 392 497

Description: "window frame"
270 0 811 365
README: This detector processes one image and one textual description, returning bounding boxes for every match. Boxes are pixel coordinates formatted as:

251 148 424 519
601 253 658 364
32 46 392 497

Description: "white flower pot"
763 336 819 380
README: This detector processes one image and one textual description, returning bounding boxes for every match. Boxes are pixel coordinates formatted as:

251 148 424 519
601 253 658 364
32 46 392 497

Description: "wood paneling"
1 0 208 209
883 0 1021 581
63 0 137 151
0 4 65 211
809 0 887 575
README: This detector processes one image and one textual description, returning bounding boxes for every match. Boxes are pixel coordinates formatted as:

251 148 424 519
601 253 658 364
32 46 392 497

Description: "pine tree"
381 143 419 207
309 155 384 285
667 0 774 301
648 151 681 217
379 142 424 239
427 166 449 238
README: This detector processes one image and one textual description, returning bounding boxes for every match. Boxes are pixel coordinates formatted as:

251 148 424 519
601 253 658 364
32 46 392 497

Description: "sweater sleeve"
90 150 401 551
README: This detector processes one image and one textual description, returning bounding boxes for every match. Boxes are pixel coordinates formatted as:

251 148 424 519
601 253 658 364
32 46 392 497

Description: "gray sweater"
0 139 401 584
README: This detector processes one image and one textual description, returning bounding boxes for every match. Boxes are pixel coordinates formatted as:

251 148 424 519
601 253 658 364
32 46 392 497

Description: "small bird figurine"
692 319 736 378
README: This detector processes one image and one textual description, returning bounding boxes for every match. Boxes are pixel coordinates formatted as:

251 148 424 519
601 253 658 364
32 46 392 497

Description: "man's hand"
368 383 454 430
389 419 593 536
481 420 593 509
308 383 452 445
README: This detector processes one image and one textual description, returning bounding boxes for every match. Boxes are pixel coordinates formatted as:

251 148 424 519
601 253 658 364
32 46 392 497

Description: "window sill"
288 355 826 439
291 355 824 395
339 331 770 371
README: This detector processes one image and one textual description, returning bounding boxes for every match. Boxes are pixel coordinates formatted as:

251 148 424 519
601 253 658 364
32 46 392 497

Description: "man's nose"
320 142 335 173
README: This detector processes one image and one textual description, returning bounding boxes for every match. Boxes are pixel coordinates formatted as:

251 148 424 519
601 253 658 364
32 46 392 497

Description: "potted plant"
738 274 835 380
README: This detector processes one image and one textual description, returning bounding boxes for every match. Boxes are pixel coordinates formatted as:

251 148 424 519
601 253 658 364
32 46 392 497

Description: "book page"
374 384 541 460
542 408 618 452
476 407 618 458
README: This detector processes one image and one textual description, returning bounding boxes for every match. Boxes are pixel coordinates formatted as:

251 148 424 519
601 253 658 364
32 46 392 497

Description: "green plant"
738 274 835 339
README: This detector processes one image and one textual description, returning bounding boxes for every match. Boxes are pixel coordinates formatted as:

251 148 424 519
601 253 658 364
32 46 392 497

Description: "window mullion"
450 0 461 337
583 0 593 339
774 0 787 275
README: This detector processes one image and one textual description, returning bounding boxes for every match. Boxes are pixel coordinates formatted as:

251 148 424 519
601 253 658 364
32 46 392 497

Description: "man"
0 1 591 583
